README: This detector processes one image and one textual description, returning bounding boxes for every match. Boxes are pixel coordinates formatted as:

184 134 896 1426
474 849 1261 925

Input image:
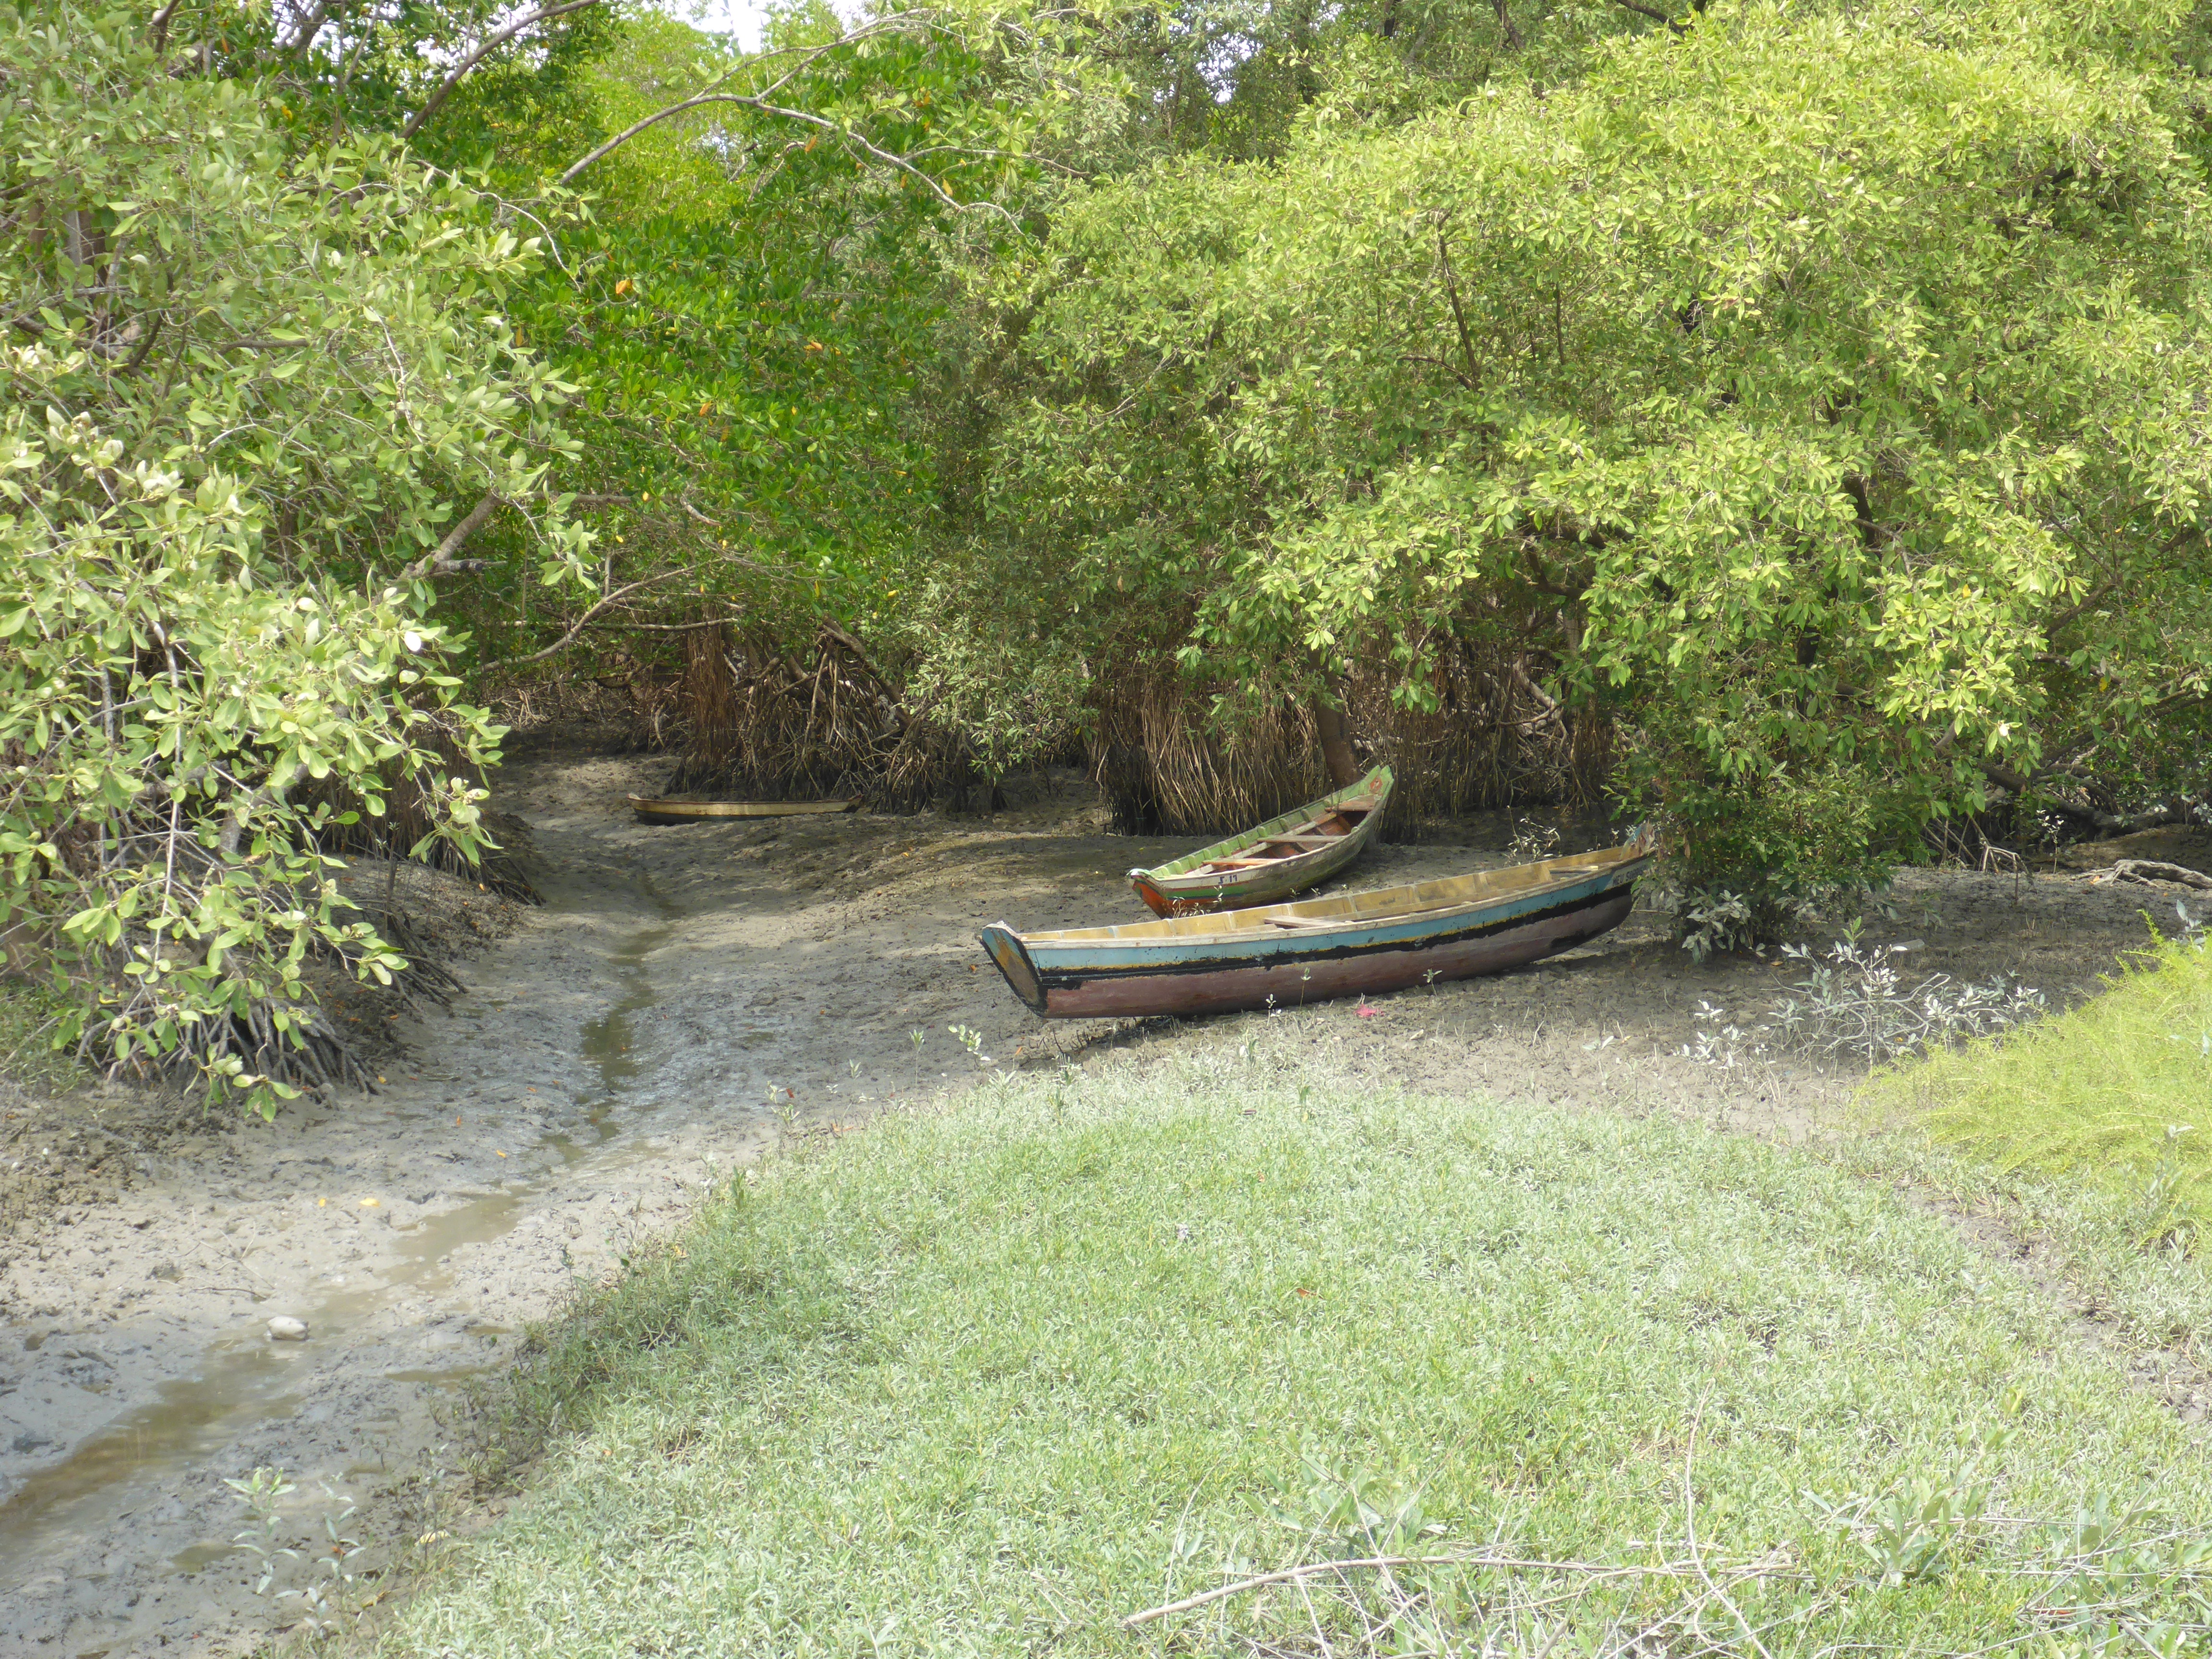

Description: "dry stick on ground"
2099 859 2212 891
1122 1557 1467 1627
1118 1549 1773 1630
1686 1414 1777 1659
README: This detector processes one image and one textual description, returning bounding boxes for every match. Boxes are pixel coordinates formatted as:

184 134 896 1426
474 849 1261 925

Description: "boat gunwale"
1028 838 1653 950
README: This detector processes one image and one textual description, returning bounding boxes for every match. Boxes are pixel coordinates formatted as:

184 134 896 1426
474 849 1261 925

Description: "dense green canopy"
5 0 2210 1107
967 0 2212 915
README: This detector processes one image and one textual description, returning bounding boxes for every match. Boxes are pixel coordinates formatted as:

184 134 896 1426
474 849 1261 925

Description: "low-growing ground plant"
1863 907 2212 1233
1504 818 1562 863
1768 940 2048 1066
225 1466 368 1636
1683 938 2045 1070
388 1055 2212 1657
0 981 91 1095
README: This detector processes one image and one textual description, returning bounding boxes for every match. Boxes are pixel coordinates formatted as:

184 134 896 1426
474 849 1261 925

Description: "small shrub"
1683 939 2044 1067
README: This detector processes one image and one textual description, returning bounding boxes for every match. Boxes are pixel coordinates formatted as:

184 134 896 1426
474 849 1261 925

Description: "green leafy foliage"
410 1 1109 682
955 0 2212 925
0 1 590 1113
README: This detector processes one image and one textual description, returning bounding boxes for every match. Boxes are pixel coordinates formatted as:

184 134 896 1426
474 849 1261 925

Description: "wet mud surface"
0 754 2196 1656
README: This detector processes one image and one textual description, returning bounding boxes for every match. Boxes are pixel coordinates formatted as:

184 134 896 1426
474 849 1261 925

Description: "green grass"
390 1052 2212 1657
1863 926 2212 1235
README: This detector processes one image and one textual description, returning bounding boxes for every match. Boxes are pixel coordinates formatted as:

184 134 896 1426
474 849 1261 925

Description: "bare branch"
280 0 332 53
557 87 749 187
400 0 603 141
120 310 165 373
597 613 751 632
553 16 1014 222
2042 577 2115 635
1434 217 1479 390
500 572 687 667
400 494 498 582
563 90 1000 217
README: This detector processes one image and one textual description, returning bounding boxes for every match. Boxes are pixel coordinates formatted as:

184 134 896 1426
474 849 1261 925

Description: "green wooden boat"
1128 765 1392 916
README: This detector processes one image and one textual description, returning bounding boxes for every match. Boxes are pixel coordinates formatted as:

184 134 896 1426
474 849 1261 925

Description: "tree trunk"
1313 695 1359 790
683 622 739 770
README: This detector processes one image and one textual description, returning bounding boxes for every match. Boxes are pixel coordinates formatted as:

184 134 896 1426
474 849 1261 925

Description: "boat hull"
982 850 1646 1021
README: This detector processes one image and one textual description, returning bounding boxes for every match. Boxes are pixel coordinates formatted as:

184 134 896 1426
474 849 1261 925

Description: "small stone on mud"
267 1316 309 1342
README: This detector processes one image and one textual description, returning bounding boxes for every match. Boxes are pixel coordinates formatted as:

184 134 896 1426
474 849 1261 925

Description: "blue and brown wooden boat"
982 832 1655 1020
1127 765 1393 916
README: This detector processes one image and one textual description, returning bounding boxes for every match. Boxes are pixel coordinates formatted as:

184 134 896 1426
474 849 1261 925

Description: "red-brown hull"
1034 890 1633 1019
1130 875 1180 918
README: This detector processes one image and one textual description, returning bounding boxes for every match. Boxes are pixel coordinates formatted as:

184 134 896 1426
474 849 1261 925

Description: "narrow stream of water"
0 870 684 1587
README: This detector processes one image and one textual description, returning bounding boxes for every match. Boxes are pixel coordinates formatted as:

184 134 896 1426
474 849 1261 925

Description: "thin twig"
400 0 604 139
1124 1557 1481 1626
499 571 687 667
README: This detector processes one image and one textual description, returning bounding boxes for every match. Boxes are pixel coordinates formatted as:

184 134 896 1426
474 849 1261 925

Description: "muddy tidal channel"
0 755 1195 1655
0 752 2181 1656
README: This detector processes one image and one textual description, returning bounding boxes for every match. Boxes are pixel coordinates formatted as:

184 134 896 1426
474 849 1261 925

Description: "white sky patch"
663 0 869 52
675 0 772 50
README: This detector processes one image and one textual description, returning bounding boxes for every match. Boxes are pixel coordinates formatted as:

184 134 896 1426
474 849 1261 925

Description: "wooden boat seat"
1197 835 1353 872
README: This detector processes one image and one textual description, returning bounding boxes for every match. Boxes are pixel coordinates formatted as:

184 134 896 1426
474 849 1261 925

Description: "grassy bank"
391 1053 2212 1657
1864 923 2212 1244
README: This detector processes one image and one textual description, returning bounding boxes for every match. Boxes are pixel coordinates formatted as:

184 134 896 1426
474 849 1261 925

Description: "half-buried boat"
628 795 865 824
981 833 1655 1020
1127 765 1392 916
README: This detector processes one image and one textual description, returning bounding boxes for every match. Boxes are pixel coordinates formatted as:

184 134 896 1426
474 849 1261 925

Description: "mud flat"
0 754 2188 1656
